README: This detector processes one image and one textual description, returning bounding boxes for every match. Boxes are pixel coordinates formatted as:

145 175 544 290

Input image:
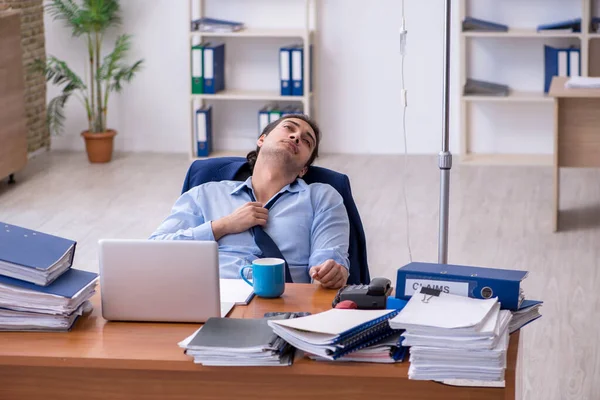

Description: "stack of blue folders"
268 308 401 361
0 222 98 331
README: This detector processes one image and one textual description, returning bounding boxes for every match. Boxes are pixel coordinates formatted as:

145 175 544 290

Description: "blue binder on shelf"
195 105 212 157
290 45 312 96
394 262 533 311
203 42 225 94
544 45 573 93
258 105 272 134
279 45 294 96
0 222 76 286
568 48 581 78
537 18 581 33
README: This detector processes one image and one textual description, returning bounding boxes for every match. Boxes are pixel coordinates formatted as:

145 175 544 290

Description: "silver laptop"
98 239 229 323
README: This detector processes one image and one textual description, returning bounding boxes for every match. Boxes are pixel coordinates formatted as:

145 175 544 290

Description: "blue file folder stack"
279 44 311 96
394 262 542 332
0 222 98 331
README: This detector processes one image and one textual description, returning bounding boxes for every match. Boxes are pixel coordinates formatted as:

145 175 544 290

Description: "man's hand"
211 202 268 240
309 260 348 289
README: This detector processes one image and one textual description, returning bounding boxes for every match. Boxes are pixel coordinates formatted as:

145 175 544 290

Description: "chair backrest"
181 157 370 285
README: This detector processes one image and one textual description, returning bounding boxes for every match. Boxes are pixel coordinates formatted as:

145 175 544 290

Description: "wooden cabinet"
0 10 27 182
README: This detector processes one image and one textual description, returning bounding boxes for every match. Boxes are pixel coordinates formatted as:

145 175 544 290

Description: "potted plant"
34 0 143 163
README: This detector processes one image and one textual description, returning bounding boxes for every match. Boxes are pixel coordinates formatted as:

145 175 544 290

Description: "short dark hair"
246 113 321 173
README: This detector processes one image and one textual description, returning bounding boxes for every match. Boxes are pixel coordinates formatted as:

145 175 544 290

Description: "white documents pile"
565 76 600 89
389 289 512 383
0 269 98 331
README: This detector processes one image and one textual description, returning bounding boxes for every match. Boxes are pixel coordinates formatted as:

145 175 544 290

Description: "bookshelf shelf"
190 28 310 38
462 29 583 39
188 0 316 159
459 0 597 165
462 91 553 103
192 90 309 102
461 154 553 166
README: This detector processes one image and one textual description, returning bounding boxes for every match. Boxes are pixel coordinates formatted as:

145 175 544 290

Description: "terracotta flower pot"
81 129 117 163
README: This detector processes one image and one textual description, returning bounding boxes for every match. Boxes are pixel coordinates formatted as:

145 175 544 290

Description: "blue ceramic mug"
240 258 285 298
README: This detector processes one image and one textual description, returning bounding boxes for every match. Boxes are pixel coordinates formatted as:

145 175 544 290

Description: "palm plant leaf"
47 93 71 135
98 34 131 80
110 60 143 92
44 56 87 92
46 0 87 37
81 0 121 33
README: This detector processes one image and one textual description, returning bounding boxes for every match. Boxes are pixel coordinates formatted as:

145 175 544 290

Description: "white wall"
44 0 455 155
45 0 581 156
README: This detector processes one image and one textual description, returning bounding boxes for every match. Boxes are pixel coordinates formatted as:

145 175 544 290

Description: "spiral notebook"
268 309 399 360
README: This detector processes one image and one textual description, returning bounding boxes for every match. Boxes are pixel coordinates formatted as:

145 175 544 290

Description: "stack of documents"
509 300 542 333
268 308 400 361
565 77 600 89
0 269 98 331
179 315 296 366
219 278 254 317
307 332 407 363
390 288 512 382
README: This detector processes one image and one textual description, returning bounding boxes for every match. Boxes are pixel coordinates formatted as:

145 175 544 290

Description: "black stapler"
332 277 393 309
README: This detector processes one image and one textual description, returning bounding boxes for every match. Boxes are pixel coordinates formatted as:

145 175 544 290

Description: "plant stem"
87 33 95 131
95 31 103 132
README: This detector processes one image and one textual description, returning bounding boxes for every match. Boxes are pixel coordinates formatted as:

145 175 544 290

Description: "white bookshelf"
459 0 599 165
188 0 316 160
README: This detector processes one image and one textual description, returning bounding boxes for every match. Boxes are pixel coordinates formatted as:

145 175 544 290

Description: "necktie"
243 186 293 283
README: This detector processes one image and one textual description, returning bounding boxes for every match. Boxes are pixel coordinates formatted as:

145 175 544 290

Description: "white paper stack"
389 289 512 382
565 76 600 89
509 301 542 333
0 269 98 331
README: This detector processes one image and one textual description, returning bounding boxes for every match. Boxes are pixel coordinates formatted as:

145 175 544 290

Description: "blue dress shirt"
149 177 350 283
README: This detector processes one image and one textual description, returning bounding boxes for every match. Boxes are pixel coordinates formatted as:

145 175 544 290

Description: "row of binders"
279 45 310 96
189 43 310 97
192 103 304 157
544 46 581 93
462 17 585 33
0 222 98 331
191 42 225 94
258 104 303 134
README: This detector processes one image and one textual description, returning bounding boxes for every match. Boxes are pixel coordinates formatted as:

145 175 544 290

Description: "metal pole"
438 0 453 264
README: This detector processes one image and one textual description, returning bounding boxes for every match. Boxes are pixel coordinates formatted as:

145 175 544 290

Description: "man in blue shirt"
150 115 350 289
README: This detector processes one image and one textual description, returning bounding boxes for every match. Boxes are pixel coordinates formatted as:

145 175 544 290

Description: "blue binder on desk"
0 222 76 286
395 262 530 311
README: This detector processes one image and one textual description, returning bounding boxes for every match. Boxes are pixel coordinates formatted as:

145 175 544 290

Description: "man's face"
257 118 317 177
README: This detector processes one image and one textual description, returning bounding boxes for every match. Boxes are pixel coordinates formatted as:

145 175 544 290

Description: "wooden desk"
549 76 600 231
0 284 519 400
